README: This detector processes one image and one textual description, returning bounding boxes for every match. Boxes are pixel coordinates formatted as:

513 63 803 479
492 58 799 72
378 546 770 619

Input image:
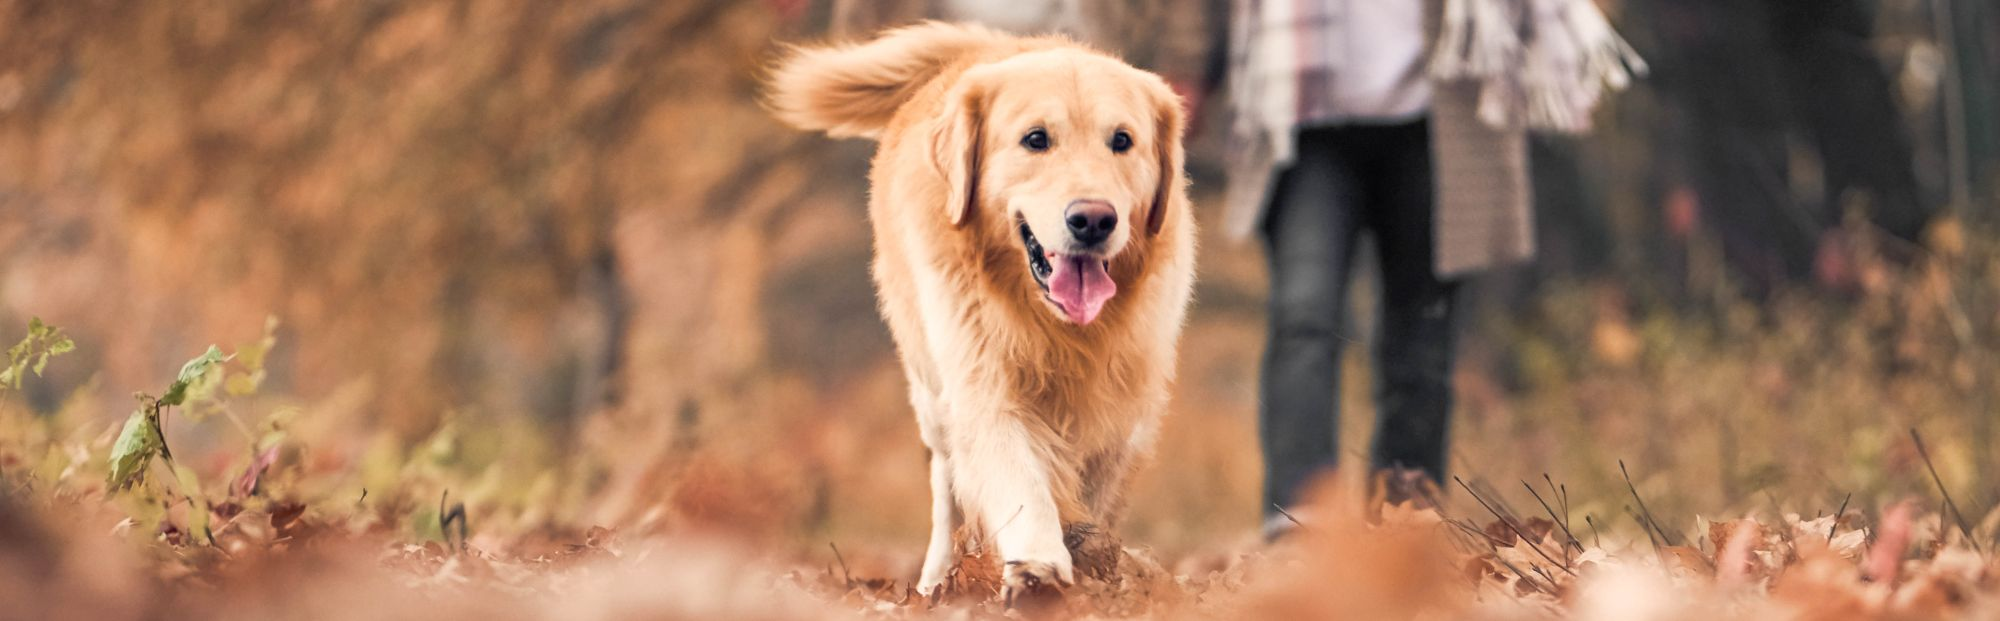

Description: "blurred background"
2 0 1998 565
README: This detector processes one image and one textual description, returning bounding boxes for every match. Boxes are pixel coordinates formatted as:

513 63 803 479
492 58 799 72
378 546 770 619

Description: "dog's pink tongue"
1047 255 1116 325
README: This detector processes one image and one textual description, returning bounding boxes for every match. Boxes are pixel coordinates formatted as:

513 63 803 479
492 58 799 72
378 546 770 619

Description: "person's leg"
1259 126 1364 523
1359 120 1458 488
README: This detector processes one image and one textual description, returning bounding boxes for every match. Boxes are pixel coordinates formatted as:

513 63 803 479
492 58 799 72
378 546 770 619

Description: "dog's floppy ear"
933 80 986 227
1146 82 1186 237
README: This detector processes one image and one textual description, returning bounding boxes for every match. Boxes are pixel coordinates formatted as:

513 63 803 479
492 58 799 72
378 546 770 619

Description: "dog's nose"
1064 200 1117 246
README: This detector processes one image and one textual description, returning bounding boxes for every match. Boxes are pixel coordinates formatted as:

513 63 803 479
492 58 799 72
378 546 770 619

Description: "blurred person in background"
1216 0 1641 535
1638 0 1935 295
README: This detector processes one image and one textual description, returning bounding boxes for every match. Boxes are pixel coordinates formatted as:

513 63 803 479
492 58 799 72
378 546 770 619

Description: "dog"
768 22 1195 600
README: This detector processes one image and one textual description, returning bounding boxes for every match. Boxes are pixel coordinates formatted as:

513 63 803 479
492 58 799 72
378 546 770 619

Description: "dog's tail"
768 22 1012 139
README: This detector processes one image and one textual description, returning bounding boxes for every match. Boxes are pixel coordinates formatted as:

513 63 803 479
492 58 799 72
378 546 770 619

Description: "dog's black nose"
1064 200 1117 245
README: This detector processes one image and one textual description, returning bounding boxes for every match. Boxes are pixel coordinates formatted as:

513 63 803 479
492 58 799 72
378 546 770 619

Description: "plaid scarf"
1230 0 1643 150
1430 0 1646 133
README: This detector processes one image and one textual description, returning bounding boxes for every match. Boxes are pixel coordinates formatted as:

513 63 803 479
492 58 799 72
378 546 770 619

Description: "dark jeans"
1259 121 1458 516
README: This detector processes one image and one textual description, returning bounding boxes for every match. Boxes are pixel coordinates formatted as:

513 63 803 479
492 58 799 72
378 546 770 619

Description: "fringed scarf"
1430 0 1646 134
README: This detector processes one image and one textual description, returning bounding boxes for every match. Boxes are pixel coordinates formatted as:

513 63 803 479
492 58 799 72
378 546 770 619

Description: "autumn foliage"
6 0 2000 618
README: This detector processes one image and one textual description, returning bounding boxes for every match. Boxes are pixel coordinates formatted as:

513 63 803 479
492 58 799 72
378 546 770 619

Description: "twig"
1533 561 1559 581
1272 504 1310 531
829 542 854 586
1454 514 1556 593
1829 492 1852 542
1911 428 1982 552
1545 475 1572 537
218 406 257 443
1531 564 1560 589
1524 480 1584 555
1628 506 1663 554
1438 518 1491 556
1447 517 1499 545
1491 554 1557 594
439 490 468 554
1620 460 1681 546
154 403 175 465
1455 476 1575 575
1472 479 1520 523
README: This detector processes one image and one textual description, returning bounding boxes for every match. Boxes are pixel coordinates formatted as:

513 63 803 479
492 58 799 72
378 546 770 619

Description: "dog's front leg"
916 446 960 597
947 406 1073 602
910 387 963 597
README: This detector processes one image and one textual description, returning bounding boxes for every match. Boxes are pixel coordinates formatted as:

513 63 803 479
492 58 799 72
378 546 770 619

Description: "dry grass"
5 218 2000 619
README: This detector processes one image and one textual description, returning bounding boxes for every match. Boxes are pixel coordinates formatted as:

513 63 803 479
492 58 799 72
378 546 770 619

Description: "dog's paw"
915 577 945 604
1000 557 1073 609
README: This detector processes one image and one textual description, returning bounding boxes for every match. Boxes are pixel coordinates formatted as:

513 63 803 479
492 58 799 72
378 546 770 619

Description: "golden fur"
769 22 1196 598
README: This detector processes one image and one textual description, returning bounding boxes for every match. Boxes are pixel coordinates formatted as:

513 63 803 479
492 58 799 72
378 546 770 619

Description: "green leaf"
178 345 228 382
107 408 162 490
161 346 231 407
0 317 75 393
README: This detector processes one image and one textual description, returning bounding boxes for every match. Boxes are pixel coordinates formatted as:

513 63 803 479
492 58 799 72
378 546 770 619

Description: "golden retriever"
768 22 1195 600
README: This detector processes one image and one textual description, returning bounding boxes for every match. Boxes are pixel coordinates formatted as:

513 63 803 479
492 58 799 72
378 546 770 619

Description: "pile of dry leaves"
9 420 2000 621
798 482 2000 620
0 324 1995 620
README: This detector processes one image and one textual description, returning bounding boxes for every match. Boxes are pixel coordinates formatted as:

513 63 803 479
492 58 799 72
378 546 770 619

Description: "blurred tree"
1637 0 1933 295
1939 0 1998 210
0 1 861 439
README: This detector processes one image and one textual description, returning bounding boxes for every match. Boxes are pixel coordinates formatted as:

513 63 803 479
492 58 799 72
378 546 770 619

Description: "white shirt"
1292 0 1433 125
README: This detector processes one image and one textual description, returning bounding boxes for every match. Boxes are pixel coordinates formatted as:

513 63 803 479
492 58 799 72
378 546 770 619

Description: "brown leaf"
269 501 307 539
1661 545 1714 576
230 444 281 500
1483 519 1519 547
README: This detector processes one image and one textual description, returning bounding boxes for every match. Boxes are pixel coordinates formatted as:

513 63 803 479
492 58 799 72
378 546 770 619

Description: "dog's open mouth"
1018 221 1117 325
1020 222 1055 290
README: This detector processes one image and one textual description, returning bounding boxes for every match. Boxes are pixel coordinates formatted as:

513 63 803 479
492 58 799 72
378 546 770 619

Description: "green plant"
0 317 74 393
105 345 232 545
106 346 229 490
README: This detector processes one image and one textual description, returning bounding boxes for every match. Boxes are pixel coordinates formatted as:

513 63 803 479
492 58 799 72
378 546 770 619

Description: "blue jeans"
1258 120 1459 517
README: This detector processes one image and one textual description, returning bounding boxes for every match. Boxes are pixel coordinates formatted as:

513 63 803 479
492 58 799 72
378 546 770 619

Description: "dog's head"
931 49 1185 326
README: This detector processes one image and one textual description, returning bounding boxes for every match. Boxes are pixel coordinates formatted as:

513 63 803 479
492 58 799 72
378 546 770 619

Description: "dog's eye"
1021 129 1050 152
1109 130 1133 153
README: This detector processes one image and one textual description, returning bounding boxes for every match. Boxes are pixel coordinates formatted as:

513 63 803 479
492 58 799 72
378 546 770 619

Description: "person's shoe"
1374 467 1442 512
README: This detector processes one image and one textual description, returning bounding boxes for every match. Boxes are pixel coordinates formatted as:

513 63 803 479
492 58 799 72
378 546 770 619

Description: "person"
1219 0 1641 534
